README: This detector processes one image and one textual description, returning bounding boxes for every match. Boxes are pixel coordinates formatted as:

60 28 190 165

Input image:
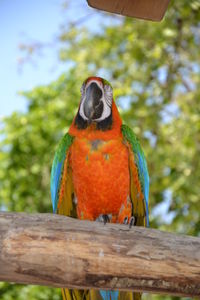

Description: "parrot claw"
129 216 135 228
123 216 129 225
123 216 135 228
96 214 112 225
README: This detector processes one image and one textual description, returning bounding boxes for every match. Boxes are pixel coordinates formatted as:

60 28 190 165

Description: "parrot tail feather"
61 289 141 300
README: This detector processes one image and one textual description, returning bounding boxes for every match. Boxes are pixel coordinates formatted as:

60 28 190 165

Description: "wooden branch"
0 212 200 297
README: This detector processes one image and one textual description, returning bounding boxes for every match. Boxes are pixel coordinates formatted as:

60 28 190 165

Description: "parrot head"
75 77 113 130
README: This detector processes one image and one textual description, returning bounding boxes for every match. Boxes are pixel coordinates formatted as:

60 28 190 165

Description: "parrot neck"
69 102 122 140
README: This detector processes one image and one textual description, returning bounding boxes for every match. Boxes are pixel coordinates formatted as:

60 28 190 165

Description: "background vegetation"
0 0 200 299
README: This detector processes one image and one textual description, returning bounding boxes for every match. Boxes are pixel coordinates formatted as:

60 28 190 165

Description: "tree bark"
0 212 200 297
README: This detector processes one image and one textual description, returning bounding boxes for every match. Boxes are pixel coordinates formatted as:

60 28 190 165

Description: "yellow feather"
129 151 146 227
57 164 76 217
119 291 141 300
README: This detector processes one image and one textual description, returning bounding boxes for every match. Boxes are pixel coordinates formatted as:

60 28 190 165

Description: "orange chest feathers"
69 137 130 221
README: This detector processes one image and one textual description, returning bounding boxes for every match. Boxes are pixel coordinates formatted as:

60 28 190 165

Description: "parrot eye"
104 84 113 108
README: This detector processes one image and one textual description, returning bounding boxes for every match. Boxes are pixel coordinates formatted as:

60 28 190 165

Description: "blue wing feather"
100 291 119 300
137 150 149 226
51 161 64 213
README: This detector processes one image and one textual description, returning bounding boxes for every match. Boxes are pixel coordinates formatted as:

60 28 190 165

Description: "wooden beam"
87 0 170 22
0 212 200 297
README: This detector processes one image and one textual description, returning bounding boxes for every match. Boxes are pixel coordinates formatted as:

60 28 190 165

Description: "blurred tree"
0 0 200 299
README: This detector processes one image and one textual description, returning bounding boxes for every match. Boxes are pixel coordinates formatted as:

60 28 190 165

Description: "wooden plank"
0 212 200 297
87 0 170 21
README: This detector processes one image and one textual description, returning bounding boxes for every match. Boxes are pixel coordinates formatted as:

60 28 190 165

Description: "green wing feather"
121 124 149 226
50 133 74 213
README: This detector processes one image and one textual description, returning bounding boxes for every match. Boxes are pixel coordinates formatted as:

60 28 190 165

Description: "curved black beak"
84 82 103 120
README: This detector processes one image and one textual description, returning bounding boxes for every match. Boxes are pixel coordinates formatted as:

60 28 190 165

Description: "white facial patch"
79 80 113 122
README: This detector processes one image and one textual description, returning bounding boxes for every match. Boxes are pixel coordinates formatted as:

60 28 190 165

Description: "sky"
0 0 124 118
0 0 96 117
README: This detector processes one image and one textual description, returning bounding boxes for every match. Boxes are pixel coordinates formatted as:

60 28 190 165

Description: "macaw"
50 76 149 300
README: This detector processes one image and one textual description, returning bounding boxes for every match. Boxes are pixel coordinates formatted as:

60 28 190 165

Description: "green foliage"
0 283 61 300
0 0 200 299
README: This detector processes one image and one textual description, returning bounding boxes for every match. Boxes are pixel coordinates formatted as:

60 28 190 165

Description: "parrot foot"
123 216 129 225
123 216 135 228
129 216 135 228
96 214 112 225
